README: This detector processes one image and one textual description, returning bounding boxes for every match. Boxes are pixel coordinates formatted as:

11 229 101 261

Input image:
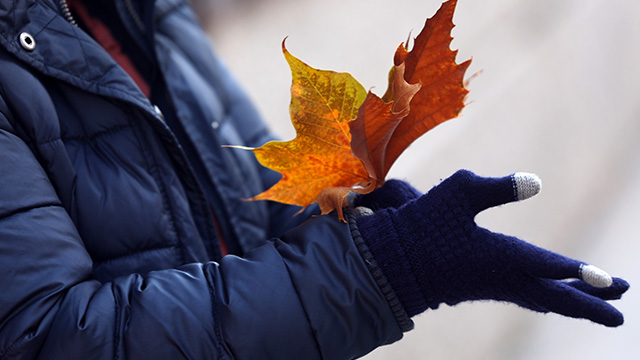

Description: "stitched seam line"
128 111 184 264
0 330 36 360
112 281 121 360
92 245 179 265
203 266 225 359
34 123 135 147
154 0 184 22
273 241 324 358
0 202 61 222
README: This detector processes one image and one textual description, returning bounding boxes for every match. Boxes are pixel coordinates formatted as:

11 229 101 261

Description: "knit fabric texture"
355 179 421 211
356 170 629 327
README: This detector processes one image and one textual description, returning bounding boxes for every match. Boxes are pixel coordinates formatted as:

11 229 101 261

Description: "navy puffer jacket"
0 0 410 358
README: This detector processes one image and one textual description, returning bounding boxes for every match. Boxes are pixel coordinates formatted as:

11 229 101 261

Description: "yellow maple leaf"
248 41 371 218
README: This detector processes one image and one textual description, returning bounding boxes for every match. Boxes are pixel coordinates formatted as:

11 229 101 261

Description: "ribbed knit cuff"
353 208 429 318
346 210 414 331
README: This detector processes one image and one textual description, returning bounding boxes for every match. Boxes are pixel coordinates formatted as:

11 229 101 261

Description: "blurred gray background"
197 0 639 358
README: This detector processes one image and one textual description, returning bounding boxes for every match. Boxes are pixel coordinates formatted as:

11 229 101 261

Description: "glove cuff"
356 209 429 317
347 211 414 331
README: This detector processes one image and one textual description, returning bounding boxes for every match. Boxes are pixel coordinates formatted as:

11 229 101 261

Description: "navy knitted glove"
352 179 421 211
356 170 629 327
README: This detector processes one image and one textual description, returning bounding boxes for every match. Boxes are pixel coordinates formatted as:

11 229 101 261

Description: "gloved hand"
350 179 421 211
355 170 629 327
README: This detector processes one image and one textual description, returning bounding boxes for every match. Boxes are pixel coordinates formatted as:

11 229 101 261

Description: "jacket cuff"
346 210 414 332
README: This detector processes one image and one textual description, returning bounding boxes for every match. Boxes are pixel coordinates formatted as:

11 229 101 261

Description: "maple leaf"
375 0 471 175
243 0 470 221
349 63 421 183
248 41 371 218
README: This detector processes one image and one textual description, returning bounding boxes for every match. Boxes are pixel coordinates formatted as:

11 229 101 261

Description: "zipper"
59 0 144 34
123 0 147 34
58 0 77 26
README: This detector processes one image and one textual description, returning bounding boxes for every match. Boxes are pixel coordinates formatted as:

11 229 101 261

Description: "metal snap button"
19 32 36 51
211 121 220 130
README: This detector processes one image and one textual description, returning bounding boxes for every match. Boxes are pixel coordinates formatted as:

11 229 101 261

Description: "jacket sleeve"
0 112 404 359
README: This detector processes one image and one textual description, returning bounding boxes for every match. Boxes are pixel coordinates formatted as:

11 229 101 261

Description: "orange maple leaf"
349 63 421 183
244 0 470 221
375 0 471 175
248 41 371 218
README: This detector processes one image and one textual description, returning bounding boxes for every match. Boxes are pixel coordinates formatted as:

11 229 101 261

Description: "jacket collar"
0 0 153 112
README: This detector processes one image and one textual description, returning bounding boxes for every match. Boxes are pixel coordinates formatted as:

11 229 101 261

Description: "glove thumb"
447 170 542 215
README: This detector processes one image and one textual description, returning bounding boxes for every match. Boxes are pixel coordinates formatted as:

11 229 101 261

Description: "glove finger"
566 277 630 300
447 170 541 215
521 278 625 327
505 233 614 288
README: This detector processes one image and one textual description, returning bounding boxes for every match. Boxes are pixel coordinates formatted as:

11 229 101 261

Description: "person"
0 0 628 359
